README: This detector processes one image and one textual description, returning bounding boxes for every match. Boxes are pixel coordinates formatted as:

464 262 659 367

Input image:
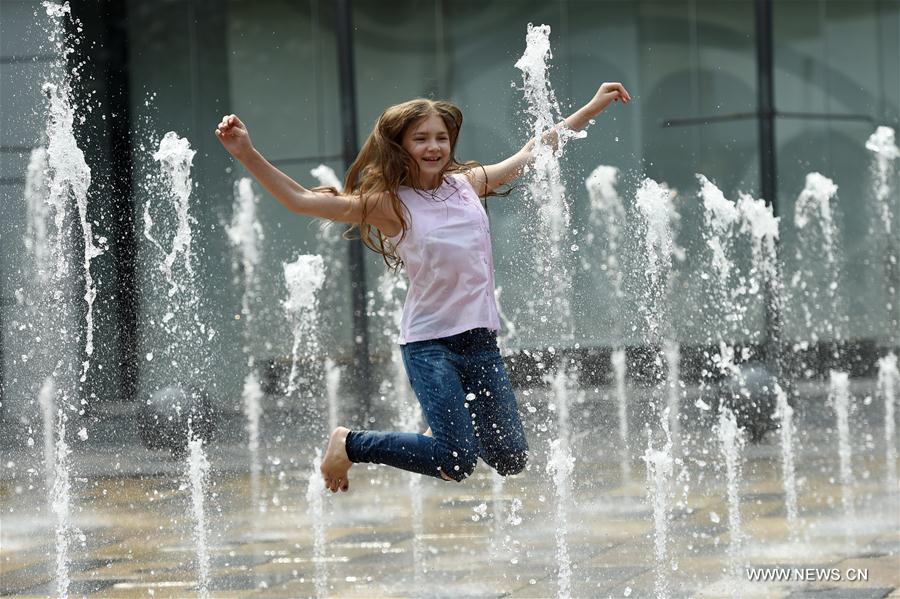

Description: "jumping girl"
215 81 631 493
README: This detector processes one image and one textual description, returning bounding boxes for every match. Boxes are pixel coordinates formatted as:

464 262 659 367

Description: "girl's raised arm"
467 82 631 195
215 114 399 232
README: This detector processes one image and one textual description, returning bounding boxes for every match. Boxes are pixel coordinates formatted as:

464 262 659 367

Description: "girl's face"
401 114 451 188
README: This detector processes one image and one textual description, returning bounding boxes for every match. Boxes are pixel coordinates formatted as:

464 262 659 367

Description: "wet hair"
317 98 501 270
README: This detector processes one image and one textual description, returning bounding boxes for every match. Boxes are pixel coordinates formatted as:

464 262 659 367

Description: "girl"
215 81 631 493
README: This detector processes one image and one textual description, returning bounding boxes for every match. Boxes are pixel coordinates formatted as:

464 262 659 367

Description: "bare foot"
424 427 432 437
321 426 352 493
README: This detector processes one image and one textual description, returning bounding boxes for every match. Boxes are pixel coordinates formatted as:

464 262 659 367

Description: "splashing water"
586 165 626 302
227 178 264 323
310 164 343 191
642 419 675 599
737 193 780 295
25 148 51 279
37 376 57 492
795 172 839 268
50 408 71 599
546 437 575 599
494 286 518 354
515 23 583 250
717 408 746 584
186 432 211 598
611 348 631 481
865 126 899 236
828 370 855 543
43 78 101 382
305 450 328 599
242 371 263 513
282 255 326 397
697 174 739 286
876 354 899 496
774 384 800 543
324 358 341 433
152 132 197 295
663 340 682 451
635 178 678 342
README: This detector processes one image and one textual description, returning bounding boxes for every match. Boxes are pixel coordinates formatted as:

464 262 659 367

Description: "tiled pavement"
2 382 898 598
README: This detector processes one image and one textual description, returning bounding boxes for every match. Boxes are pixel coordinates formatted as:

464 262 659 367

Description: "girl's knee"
435 445 478 482
494 447 528 476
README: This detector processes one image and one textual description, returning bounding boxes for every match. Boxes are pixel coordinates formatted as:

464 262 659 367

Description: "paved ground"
1 379 898 598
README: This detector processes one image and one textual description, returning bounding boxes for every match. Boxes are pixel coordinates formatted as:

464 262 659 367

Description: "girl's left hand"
590 82 631 113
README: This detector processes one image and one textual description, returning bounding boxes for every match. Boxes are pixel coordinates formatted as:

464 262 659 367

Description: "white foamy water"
227 178 264 322
324 358 341 433
586 165 626 301
152 132 197 293
242 371 263 513
494 286 518 354
186 435 211 598
717 408 746 584
635 178 677 291
865 126 899 235
546 437 574 599
305 451 328 599
738 193 780 295
310 164 343 191
774 384 800 543
50 409 71 599
38 376 57 492
515 23 582 249
795 172 839 266
282 255 326 397
697 174 739 285
25 148 51 279
663 340 682 451
876 353 899 496
642 423 675 599
43 78 101 382
828 370 855 543
611 348 631 481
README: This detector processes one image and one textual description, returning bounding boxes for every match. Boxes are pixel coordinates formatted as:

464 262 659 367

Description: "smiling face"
401 113 451 189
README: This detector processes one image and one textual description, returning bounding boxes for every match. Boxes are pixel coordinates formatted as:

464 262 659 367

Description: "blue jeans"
345 328 528 481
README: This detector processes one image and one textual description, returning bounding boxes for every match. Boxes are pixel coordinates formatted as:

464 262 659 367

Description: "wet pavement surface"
2 380 898 598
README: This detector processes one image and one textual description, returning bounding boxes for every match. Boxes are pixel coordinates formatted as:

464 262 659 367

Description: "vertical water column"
515 24 581 597
186 430 211 598
611 349 631 481
634 178 680 596
306 450 328 599
226 178 265 513
310 164 346 434
642 416 675 599
773 384 800 543
716 408 746 587
50 410 71 599
697 176 745 400
865 127 900 342
586 166 631 479
876 354 898 498
793 173 842 362
39 5 93 594
828 370 855 543
282 256 326 401
41 6 102 383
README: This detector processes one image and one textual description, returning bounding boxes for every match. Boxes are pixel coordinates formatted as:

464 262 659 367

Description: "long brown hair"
323 98 495 270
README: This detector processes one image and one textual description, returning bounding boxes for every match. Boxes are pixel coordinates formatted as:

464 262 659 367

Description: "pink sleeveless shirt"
389 174 501 344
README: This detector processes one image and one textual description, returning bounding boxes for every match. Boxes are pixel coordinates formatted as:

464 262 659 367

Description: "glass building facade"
1 0 898 425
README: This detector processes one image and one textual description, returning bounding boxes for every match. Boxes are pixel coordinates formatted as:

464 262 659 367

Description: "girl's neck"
410 174 444 191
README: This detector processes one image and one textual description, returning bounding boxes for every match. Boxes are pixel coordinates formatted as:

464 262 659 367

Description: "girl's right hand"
215 114 253 160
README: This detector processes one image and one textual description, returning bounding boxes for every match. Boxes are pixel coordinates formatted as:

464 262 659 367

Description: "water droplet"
146 352 153 361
